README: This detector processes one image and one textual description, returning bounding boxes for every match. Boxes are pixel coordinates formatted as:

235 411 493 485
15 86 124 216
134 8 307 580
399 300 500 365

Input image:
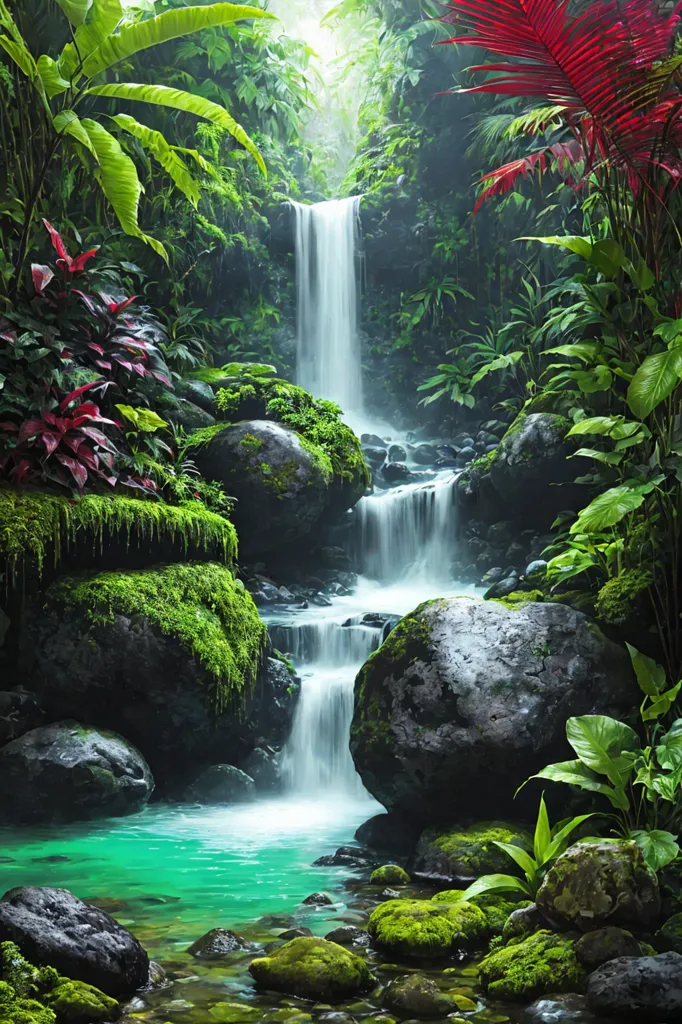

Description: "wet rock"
187 928 251 958
363 446 387 465
388 444 407 463
453 434 475 449
479 929 584 1001
324 926 369 947
174 378 216 413
483 573 519 599
379 888 401 901
0 721 153 824
361 433 386 448
575 926 643 968
145 961 167 990
303 892 334 907
456 446 476 465
351 598 635 822
354 813 421 856
536 841 660 933
0 886 149 996
502 903 541 941
412 823 525 881
184 765 256 804
0 689 43 746
383 974 457 1018
314 847 372 868
369 865 410 885
412 444 438 466
382 463 413 485
368 898 486 957
280 928 313 940
656 911 682 953
525 559 548 578
249 937 373 1002
586 951 682 1022
167 399 216 431
242 747 281 791
524 994 596 1023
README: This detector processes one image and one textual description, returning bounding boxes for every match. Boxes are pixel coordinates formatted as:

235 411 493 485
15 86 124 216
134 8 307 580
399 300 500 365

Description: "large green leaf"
81 3 273 77
566 715 640 787
626 643 667 697
88 82 266 175
492 841 537 881
75 0 124 58
570 484 650 534
53 110 98 157
531 758 631 810
521 235 593 260
641 682 682 722
37 54 70 98
627 348 682 419
459 874 531 902
631 829 680 871
111 113 201 206
0 33 38 80
543 813 595 865
55 0 92 25
566 416 622 437
657 720 682 770
533 794 551 865
81 118 166 260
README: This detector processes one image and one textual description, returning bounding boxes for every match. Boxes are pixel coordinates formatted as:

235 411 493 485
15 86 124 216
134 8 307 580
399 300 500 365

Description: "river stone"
350 598 634 822
536 841 660 933
412 822 525 881
192 420 332 556
187 928 250 958
0 886 149 996
489 412 582 526
44 980 119 1023
575 926 643 968
479 929 584 1001
383 974 457 1017
324 926 368 946
184 765 256 804
0 721 153 824
367 898 486 958
656 912 682 953
248 937 373 1002
586 951 682 1022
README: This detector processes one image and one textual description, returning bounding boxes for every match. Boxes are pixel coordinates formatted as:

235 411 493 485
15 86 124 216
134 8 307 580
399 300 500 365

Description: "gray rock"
167 400 216 430
175 378 216 413
0 886 149 996
502 903 541 940
524 994 596 1023
382 462 413 484
242 747 281 791
351 597 635 821
324 925 369 946
0 721 153 824
383 974 458 1017
483 573 519 599
388 444 407 462
525 559 548 578
0 689 43 746
362 446 387 465
184 764 256 804
587 951 682 1022
279 928 313 939
193 420 331 556
575 926 643 968
303 892 334 907
412 444 438 466
361 433 386 448
187 928 251 958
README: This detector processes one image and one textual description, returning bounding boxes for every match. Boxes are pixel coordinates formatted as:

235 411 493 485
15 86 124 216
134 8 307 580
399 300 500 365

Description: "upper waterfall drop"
291 197 363 420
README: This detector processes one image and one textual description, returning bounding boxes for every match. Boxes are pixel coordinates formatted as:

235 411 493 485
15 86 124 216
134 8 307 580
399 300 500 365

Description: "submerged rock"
0 721 153 824
0 887 149 996
536 841 660 932
479 930 584 1001
586 951 682 1022
184 765 256 804
187 929 251 958
350 598 634 821
248 937 373 1002
382 974 457 1017
367 898 486 958
303 893 334 907
412 822 525 881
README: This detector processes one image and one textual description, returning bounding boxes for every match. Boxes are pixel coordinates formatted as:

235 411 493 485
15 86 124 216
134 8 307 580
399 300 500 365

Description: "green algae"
51 562 266 710
368 898 487 958
478 930 584 1000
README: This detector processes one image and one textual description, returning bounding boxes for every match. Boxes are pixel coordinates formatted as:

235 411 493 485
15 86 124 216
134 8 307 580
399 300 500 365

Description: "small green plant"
459 795 593 901
525 645 682 871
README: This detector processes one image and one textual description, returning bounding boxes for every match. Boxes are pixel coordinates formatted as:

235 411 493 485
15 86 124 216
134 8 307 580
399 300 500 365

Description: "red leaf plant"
42 219 99 274
441 0 682 261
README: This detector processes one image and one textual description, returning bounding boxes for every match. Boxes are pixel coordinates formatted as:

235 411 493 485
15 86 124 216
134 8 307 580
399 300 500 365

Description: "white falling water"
291 197 363 419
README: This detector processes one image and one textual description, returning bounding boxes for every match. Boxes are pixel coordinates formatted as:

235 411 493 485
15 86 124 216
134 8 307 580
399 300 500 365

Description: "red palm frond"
473 140 583 211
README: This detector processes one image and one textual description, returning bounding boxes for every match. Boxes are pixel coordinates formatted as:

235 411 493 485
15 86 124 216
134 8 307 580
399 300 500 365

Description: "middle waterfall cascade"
291 197 363 420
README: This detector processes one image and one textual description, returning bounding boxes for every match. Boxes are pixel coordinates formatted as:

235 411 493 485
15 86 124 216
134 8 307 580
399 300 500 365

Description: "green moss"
0 986 55 1024
43 981 118 1024
51 562 267 710
493 589 544 609
470 449 497 473
370 864 411 885
595 569 653 626
421 823 528 878
478 930 584 1000
240 433 263 453
431 891 525 936
367 898 487 958
0 488 237 576
655 912 682 953
0 943 56 1024
212 375 370 494
249 937 373 1002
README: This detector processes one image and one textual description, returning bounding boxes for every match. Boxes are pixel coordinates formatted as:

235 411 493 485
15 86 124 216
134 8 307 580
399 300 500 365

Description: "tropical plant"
459 795 593 901
525 646 682 871
0 0 273 284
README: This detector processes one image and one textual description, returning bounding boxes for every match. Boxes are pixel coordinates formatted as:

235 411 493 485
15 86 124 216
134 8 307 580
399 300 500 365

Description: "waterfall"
291 197 363 419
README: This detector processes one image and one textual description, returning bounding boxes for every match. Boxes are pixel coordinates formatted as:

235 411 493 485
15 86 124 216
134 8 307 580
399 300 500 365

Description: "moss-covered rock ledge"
18 562 269 788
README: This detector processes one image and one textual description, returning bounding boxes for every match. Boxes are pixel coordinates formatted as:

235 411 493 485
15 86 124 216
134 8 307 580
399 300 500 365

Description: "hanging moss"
51 562 266 710
0 488 237 576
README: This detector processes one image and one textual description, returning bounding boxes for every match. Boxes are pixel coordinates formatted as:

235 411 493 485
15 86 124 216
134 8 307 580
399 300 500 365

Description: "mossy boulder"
0 721 153 825
575 927 643 969
382 974 458 1018
367 898 487 958
431 890 525 936
0 983 55 1024
413 823 526 881
191 420 333 557
17 563 276 791
369 865 410 886
479 930 585 1001
655 912 682 953
489 412 584 527
350 597 634 822
44 980 119 1023
248 937 373 1002
536 841 660 933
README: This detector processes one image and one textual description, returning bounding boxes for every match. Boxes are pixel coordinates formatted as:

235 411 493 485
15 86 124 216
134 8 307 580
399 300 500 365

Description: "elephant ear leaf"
111 114 202 206
529 758 631 811
566 715 640 787
54 0 92 26
631 829 680 871
627 348 682 419
80 118 167 261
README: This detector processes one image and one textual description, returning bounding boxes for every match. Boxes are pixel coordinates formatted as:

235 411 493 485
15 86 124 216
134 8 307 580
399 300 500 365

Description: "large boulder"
479 930 584 1001
367 898 487 958
350 597 634 822
412 822 526 881
184 765 256 804
489 412 582 526
586 951 682 1022
536 841 660 932
17 565 294 792
192 420 333 557
0 722 153 824
0 887 149 996
248 937 372 1002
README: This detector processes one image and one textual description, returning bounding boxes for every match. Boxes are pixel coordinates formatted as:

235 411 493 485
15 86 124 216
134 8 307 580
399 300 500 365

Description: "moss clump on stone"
51 562 267 710
420 822 527 878
368 898 487 958
493 589 544 609
0 488 237 576
479 930 584 1000
595 569 653 626
431 890 525 936
370 864 411 885
656 912 682 953
0 983 55 1024
248 937 373 1002
212 374 370 493
43 981 118 1024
